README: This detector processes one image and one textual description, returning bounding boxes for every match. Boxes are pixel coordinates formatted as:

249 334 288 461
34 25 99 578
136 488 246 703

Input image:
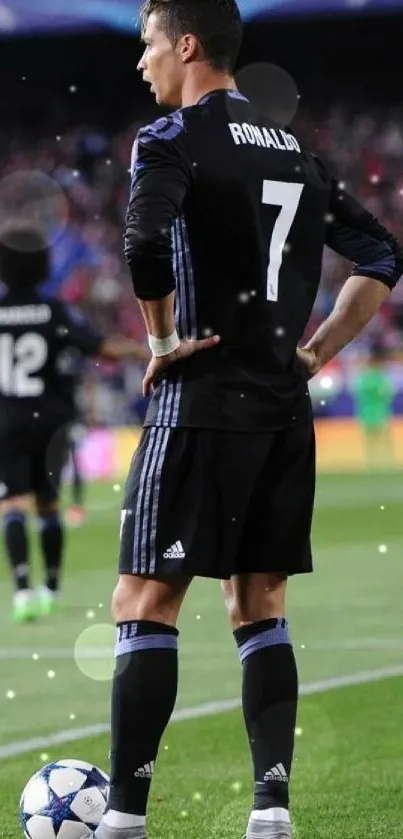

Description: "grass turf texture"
1 678 403 838
1 471 402 837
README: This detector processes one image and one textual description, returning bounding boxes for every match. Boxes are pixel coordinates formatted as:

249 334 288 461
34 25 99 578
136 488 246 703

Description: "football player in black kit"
0 222 149 622
94 2 403 839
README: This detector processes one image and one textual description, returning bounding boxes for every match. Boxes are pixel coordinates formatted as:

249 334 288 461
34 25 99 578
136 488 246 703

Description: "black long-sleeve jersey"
0 291 102 432
125 89 403 431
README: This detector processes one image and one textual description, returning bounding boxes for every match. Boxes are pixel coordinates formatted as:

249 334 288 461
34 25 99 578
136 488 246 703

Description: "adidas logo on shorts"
163 540 185 559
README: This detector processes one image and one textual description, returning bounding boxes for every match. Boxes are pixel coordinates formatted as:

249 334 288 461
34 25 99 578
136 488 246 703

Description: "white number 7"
262 180 304 302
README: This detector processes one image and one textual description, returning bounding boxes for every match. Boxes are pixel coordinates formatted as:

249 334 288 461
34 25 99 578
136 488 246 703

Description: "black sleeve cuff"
127 255 176 301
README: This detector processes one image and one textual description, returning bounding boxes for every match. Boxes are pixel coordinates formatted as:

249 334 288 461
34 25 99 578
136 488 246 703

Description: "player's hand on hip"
142 334 220 397
297 346 320 380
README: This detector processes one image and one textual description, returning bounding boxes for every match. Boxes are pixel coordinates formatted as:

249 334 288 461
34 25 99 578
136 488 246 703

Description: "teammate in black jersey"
0 222 149 622
95 3 403 839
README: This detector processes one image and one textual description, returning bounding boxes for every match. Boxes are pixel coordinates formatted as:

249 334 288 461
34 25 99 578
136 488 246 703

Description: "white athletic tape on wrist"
148 330 180 357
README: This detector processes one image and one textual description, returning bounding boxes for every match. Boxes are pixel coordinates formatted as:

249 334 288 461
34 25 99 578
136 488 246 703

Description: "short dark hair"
0 222 49 291
140 0 243 72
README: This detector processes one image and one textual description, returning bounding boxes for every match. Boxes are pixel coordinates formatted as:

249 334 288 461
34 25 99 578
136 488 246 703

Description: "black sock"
234 618 298 812
71 447 84 506
108 619 179 816
3 511 29 590
38 512 64 592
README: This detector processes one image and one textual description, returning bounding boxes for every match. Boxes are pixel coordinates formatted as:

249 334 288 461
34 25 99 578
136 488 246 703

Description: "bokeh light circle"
235 62 300 125
0 169 69 247
74 623 116 682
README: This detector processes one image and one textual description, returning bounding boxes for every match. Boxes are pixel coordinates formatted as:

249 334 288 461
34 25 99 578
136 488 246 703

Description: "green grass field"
1 472 403 838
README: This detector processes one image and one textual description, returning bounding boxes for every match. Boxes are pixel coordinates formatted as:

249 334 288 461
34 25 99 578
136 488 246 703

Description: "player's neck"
180 68 237 108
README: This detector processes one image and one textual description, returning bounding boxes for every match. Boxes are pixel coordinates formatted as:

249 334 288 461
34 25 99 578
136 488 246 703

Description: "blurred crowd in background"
298 104 403 347
2 95 403 424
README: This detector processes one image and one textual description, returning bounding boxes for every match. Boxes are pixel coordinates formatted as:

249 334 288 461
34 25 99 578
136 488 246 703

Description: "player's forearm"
99 338 150 362
136 292 175 338
304 275 390 367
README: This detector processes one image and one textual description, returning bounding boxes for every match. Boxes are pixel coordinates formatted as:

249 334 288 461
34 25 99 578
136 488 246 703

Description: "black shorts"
119 423 316 580
0 422 70 504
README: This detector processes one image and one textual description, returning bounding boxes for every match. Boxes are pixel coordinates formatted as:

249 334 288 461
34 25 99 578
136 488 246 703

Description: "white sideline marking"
0 648 111 660
0 636 403 661
1 664 403 761
1 637 403 659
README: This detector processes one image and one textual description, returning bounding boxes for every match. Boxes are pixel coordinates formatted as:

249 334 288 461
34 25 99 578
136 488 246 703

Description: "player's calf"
95 574 189 839
35 502 64 615
223 575 296 839
1 496 35 622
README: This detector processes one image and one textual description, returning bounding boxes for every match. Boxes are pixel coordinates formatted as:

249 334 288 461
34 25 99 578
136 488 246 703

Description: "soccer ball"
20 758 109 839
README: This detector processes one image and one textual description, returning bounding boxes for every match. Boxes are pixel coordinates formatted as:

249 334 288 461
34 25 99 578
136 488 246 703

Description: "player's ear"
178 33 198 64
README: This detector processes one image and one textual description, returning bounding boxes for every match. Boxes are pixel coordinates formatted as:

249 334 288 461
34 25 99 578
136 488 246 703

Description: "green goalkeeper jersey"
353 367 393 427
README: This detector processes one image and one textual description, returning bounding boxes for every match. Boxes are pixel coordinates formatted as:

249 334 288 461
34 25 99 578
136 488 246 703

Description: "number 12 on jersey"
0 332 48 396
262 180 304 302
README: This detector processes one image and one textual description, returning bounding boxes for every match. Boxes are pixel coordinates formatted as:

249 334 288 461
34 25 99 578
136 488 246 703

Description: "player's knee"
0 495 31 514
111 575 187 626
221 580 241 626
222 574 287 629
35 500 59 516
